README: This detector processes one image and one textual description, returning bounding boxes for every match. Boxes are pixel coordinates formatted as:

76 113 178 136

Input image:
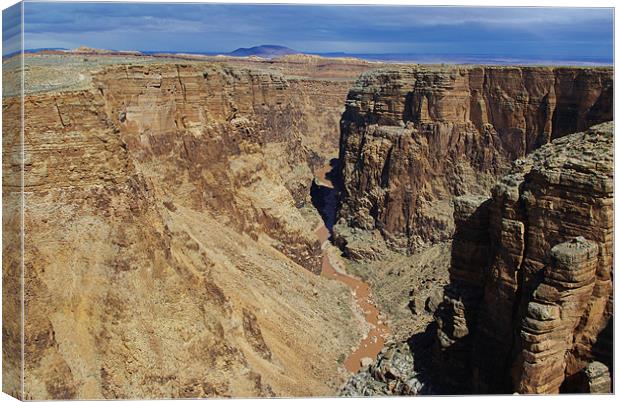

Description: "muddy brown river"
313 164 389 373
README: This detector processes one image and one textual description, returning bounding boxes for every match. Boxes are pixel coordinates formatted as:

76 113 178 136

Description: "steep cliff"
93 64 323 272
4 56 367 399
2 71 24 399
433 122 613 393
337 66 613 253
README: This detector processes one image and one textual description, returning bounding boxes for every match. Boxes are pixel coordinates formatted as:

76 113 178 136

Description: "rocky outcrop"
287 79 353 163
337 66 613 253
432 122 613 394
571 361 612 393
340 342 425 396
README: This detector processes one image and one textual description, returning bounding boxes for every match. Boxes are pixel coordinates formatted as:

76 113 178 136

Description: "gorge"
2 50 614 398
337 66 613 395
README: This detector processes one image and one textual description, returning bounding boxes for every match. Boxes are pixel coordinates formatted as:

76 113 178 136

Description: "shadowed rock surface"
434 122 614 394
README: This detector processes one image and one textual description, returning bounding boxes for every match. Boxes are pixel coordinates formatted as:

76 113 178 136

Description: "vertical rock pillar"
514 237 599 393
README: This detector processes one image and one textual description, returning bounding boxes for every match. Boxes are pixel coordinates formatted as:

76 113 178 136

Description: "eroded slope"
7 59 368 399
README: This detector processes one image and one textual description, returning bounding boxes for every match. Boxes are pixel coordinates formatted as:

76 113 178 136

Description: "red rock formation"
337 66 613 253
515 237 600 393
433 122 613 394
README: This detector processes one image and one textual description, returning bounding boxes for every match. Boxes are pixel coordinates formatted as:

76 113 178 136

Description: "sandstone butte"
1 51 614 399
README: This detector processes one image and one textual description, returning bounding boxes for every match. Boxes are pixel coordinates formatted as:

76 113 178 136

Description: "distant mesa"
71 46 112 54
68 46 143 56
275 53 371 65
228 44 299 58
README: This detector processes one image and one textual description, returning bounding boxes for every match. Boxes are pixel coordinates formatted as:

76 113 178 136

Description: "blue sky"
2 2 614 61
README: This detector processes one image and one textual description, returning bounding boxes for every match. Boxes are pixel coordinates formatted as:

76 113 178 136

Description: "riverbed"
313 163 389 373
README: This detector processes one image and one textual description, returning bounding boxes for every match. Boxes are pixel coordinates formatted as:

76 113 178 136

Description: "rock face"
2 56 367 399
337 66 613 253
2 71 24 399
288 79 355 162
93 64 323 273
433 122 613 394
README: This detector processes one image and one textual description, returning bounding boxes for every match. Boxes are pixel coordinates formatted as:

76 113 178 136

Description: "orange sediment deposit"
318 244 390 372
314 164 389 373
316 224 330 244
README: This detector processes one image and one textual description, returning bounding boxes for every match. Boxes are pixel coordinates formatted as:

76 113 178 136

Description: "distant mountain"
228 45 299 58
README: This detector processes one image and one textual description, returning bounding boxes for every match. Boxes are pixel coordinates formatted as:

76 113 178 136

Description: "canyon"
3 52 375 399
338 67 613 395
336 66 612 253
2 51 614 398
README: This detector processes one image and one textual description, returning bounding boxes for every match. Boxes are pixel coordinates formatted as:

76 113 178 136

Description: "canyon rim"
1 2 615 399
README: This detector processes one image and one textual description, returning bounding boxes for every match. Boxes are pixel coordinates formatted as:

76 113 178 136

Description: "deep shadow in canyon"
310 158 341 235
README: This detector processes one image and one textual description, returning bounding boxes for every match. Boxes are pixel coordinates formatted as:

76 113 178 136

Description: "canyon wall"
93 64 323 272
4 58 365 399
4 52 614 397
337 66 613 253
433 122 613 393
2 72 24 400
287 78 353 162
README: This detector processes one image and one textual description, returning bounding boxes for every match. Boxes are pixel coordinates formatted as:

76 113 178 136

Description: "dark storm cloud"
12 2 613 60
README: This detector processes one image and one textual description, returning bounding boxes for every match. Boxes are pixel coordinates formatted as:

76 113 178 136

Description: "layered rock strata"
93 64 323 272
337 66 613 253
514 238 600 393
433 122 613 394
2 73 24 400
3 59 365 399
